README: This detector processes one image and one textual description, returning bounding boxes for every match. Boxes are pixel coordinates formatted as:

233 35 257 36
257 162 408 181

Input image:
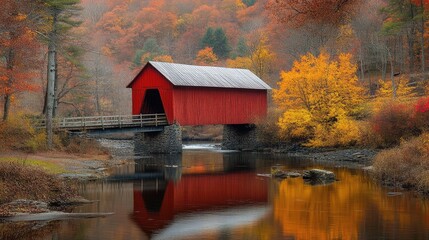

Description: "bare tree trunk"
387 47 397 98
381 48 387 81
3 44 14 121
53 53 58 118
95 76 101 115
94 54 102 115
421 0 425 78
46 13 57 149
3 95 10 121
359 47 365 80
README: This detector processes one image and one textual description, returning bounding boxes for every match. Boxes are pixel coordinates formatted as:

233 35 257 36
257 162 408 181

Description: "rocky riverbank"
266 144 378 166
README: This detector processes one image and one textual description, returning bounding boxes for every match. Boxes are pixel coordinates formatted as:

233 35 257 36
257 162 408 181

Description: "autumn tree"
0 0 40 121
226 57 252 69
266 0 362 27
375 77 416 105
249 35 276 80
273 52 364 146
195 47 218 65
153 55 174 63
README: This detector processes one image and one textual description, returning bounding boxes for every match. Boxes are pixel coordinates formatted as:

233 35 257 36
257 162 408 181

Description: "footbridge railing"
34 113 168 131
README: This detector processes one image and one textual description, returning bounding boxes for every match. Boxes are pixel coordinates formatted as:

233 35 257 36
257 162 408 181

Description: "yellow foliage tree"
226 56 252 69
195 47 218 65
250 35 275 79
376 77 416 100
372 76 416 112
273 52 364 146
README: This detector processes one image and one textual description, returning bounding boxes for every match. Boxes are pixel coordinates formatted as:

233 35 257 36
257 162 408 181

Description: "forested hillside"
2 0 429 147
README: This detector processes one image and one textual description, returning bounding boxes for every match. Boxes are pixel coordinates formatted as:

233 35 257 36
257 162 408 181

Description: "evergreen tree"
200 27 230 59
201 27 215 49
133 38 163 66
242 0 256 7
237 37 249 57
213 28 231 59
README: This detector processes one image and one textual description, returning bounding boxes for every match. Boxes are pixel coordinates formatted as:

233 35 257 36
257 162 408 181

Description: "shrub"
255 108 283 145
372 133 429 193
369 101 416 147
414 96 429 131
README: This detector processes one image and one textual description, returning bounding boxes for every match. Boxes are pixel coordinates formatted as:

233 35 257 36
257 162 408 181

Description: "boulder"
287 172 301 178
273 170 288 179
302 169 336 181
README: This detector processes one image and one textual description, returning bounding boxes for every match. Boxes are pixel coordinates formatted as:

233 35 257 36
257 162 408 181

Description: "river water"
3 143 429 239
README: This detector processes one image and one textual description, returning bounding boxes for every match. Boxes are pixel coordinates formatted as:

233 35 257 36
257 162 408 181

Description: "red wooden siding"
128 64 269 126
173 87 267 125
130 66 175 124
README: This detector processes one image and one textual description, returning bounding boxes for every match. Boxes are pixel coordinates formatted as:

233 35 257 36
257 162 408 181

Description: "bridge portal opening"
141 89 165 114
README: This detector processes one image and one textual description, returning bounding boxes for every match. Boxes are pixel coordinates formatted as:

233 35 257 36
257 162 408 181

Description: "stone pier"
222 124 261 151
134 123 182 154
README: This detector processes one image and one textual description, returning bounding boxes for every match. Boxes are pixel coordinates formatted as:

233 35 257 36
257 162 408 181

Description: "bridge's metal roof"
129 61 271 90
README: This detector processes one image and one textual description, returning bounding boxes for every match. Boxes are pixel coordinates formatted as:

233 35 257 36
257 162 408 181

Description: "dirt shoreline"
0 150 127 181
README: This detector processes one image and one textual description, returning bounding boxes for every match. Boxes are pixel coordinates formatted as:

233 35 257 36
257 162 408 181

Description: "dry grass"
0 157 67 174
372 133 429 193
0 163 77 205
0 221 60 240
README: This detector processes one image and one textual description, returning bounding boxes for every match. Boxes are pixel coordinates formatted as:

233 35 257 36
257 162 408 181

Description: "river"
2 142 429 239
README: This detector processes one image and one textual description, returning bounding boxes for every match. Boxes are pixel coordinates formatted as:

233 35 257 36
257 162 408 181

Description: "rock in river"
302 169 336 182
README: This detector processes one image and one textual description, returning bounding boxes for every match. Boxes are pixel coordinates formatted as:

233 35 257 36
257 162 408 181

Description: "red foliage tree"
0 0 40 121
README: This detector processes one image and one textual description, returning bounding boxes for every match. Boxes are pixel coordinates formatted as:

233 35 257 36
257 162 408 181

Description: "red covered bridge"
127 61 271 126
42 62 272 153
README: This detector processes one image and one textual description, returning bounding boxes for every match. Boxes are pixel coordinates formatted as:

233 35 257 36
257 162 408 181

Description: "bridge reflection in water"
126 153 269 238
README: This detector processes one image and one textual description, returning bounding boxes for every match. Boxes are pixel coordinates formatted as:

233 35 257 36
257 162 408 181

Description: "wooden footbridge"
35 113 168 134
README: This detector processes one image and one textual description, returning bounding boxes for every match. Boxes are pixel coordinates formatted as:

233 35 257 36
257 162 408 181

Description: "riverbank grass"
0 157 67 174
372 133 429 193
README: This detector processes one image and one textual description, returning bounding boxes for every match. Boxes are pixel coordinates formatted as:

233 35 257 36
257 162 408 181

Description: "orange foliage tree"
195 47 218 65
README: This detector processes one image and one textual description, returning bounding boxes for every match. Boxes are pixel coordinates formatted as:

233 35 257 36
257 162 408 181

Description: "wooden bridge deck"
35 113 168 132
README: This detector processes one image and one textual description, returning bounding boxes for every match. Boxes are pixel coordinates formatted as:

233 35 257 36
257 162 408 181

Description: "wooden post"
155 114 158 126
140 114 143 127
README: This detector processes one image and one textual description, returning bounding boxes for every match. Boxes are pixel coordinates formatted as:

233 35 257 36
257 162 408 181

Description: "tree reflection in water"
272 168 429 240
